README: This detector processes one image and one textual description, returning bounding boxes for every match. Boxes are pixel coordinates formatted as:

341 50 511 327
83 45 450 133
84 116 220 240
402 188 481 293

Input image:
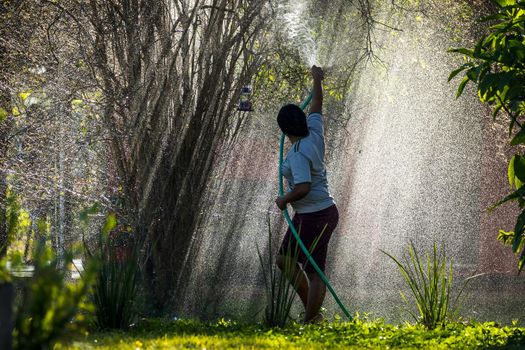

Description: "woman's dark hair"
277 104 309 137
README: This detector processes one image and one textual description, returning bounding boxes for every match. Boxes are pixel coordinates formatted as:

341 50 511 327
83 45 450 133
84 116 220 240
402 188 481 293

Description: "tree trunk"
0 174 6 259
0 282 13 350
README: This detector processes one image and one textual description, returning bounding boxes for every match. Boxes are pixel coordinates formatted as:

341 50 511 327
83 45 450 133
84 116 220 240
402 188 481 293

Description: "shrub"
257 216 300 327
449 0 525 272
381 242 466 329
82 207 140 330
13 238 96 350
1 188 96 350
257 215 323 327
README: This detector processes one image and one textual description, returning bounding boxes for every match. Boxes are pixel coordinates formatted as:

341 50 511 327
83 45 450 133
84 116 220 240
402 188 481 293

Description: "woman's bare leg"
276 255 309 307
304 272 326 323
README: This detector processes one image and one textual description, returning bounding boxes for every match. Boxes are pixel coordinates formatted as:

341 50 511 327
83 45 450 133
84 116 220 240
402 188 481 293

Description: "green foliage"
18 91 31 103
1 193 96 350
1 188 33 282
450 0 525 272
0 256 13 282
0 107 8 123
381 242 466 330
4 187 23 252
252 44 349 114
82 207 140 330
0 250 23 283
492 0 517 7
254 57 310 109
449 0 525 125
13 238 97 350
3 186 36 259
257 216 324 327
256 216 300 327
61 318 525 349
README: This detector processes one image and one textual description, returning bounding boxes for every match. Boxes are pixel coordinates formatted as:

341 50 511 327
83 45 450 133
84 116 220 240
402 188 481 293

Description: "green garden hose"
278 93 352 321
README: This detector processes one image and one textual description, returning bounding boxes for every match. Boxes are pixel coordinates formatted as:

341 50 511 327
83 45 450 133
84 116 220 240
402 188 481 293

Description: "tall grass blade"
381 241 468 329
258 214 325 327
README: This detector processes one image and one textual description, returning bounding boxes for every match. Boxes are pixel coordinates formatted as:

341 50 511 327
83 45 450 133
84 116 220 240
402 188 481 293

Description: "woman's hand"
310 66 323 114
311 65 324 81
275 196 287 210
275 183 311 210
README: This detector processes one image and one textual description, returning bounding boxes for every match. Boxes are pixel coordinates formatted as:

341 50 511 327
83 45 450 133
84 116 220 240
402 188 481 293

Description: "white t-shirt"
281 113 336 213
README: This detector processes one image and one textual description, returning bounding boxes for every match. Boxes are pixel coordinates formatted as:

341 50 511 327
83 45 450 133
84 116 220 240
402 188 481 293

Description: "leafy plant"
82 206 140 330
257 216 300 327
256 215 323 327
449 0 525 271
1 186 23 260
381 242 466 330
0 187 97 349
13 238 96 350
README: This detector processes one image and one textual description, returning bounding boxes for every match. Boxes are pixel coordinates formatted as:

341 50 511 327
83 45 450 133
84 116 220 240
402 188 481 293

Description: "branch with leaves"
450 0 525 271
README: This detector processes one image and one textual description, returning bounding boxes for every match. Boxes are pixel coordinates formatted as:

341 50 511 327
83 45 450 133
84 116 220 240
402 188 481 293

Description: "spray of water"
175 0 525 325
279 0 318 67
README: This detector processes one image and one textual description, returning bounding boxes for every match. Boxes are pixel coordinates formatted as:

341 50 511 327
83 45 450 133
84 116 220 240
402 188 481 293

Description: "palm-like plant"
257 216 299 327
257 214 324 327
82 208 140 330
381 242 467 329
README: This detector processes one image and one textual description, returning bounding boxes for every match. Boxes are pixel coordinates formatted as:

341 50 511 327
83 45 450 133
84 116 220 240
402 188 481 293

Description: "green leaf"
513 210 525 252
489 185 525 211
517 177 525 190
478 76 496 102
474 37 485 57
477 71 510 102
498 229 515 245
498 84 510 102
0 107 7 123
514 155 525 188
490 0 516 7
509 155 516 188
480 13 509 22
71 99 83 107
18 91 31 101
492 102 504 120
448 65 469 82
518 249 525 272
101 213 117 240
456 76 470 99
508 39 525 62
511 128 525 145
449 48 475 57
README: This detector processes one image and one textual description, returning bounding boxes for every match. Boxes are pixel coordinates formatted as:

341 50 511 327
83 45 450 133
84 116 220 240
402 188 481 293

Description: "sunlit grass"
57 317 525 349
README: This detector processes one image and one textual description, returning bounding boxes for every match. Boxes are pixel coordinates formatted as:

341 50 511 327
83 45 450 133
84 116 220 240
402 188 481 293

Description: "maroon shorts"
279 204 339 273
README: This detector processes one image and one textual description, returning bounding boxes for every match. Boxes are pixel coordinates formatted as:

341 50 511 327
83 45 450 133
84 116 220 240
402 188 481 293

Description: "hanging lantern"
238 85 253 112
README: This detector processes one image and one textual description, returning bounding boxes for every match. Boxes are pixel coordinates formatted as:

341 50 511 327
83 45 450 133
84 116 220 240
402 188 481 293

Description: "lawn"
59 317 525 349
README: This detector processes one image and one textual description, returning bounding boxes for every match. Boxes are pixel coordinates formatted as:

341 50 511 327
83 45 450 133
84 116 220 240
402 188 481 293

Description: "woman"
275 65 339 324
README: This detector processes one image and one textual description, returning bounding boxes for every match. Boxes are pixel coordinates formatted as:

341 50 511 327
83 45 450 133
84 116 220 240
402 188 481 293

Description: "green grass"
56 317 525 349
